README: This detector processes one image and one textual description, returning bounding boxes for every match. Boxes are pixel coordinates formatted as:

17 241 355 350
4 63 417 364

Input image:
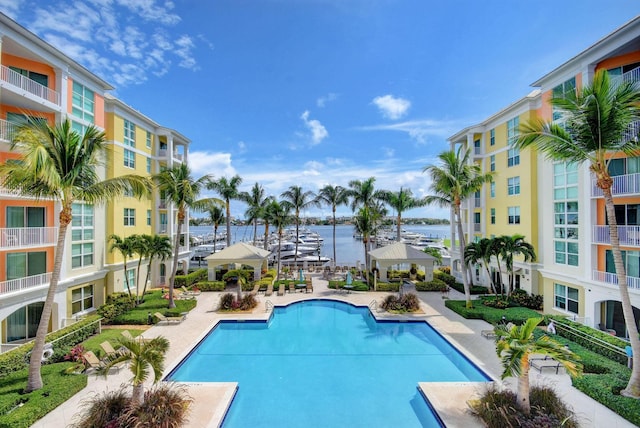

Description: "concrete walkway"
32 276 635 428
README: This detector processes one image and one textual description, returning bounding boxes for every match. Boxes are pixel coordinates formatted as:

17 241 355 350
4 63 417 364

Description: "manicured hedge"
376 282 401 292
174 268 208 287
328 280 370 291
448 281 489 295
195 281 226 291
444 299 541 325
415 279 448 292
110 291 196 324
572 373 640 426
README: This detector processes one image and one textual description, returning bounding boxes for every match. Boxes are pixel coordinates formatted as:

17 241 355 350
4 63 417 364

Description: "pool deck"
33 276 634 428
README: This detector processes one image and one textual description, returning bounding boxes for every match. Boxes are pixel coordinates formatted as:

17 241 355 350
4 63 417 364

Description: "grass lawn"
112 290 197 324
82 327 145 356
444 299 542 324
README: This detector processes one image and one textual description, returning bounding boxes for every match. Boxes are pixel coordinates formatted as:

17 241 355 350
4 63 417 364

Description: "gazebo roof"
204 242 271 267
368 242 435 267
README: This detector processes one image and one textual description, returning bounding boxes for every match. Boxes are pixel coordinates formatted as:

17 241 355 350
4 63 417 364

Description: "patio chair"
305 279 313 293
83 351 123 373
100 341 118 356
265 283 273 296
250 282 261 296
154 312 186 324
530 355 562 374
181 286 201 296
277 283 285 296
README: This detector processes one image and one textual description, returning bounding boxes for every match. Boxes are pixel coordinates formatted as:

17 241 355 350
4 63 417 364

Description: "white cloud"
372 94 411 120
317 92 338 108
358 118 461 144
0 0 24 19
300 110 329 145
187 151 237 178
237 141 247 153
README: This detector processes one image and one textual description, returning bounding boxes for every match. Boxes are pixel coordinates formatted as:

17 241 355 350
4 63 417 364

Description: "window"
124 119 135 147
490 128 495 146
490 155 495 172
124 188 133 197
124 149 135 168
474 139 481 154
147 209 152 226
125 268 136 291
608 157 640 177
6 251 46 280
554 202 579 239
508 206 520 224
554 240 579 266
9 66 48 87
146 157 152 173
71 121 87 135
552 77 576 121
124 208 135 226
554 162 579 266
554 283 579 314
146 130 152 148
71 285 94 315
490 208 496 224
72 203 94 268
507 147 520 167
490 182 495 198
606 249 640 279
507 116 519 144
6 206 45 227
507 176 520 195
613 204 640 226
72 81 95 124
160 213 168 233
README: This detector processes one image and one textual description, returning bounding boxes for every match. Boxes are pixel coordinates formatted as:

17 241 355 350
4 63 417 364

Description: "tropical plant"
515 69 640 397
260 195 276 251
208 175 243 247
264 200 293 278
495 317 582 414
201 201 225 253
316 184 349 265
352 206 381 283
239 182 267 247
496 234 536 296
423 147 494 308
109 235 137 299
347 177 385 211
0 119 150 392
380 187 427 242
280 185 318 265
422 246 443 266
99 335 170 405
141 234 173 298
464 238 498 296
153 164 219 308
129 234 150 304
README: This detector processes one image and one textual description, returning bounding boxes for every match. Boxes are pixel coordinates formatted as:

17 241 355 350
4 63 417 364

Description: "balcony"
158 199 167 209
0 65 61 106
0 119 18 142
0 227 57 249
592 270 640 291
593 225 640 247
474 223 481 232
0 272 52 296
592 172 640 197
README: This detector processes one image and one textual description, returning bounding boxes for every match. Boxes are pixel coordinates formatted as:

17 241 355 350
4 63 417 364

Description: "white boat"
278 254 331 265
269 241 317 258
191 243 226 260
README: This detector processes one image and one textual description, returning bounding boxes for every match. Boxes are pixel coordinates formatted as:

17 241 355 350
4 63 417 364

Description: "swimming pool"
166 300 490 427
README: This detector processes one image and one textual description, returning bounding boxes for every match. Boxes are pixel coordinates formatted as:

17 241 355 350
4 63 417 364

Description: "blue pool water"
166 300 490 427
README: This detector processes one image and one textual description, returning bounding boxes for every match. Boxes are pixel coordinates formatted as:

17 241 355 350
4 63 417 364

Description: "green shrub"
263 269 277 279
97 293 135 323
110 291 196 324
218 293 236 310
482 298 509 309
437 266 451 275
328 280 369 291
448 281 488 295
375 282 400 292
222 269 251 282
217 292 258 311
415 279 448 291
444 299 540 325
380 293 421 312
175 268 207 287
572 374 640 426
434 270 456 286
510 289 543 310
195 281 225 291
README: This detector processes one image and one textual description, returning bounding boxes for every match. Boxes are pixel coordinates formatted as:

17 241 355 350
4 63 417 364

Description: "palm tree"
141 235 173 298
265 200 293 278
100 336 170 406
280 185 318 265
316 184 349 265
130 234 151 304
347 177 384 211
495 317 581 414
423 147 494 308
201 201 225 253
464 238 498 296
497 234 536 296
109 235 137 299
208 175 243 247
515 70 640 396
239 182 267 246
153 164 219 309
0 119 150 392
380 187 426 242
353 207 381 284
422 246 443 265
261 195 276 251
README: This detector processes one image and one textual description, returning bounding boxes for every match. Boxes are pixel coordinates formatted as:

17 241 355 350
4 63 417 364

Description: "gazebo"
368 242 436 282
204 242 271 281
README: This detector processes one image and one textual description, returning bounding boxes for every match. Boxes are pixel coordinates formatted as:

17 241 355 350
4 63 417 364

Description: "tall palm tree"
130 234 151 304
380 187 427 242
240 182 267 246
153 164 219 309
265 200 293 278
495 317 581 414
464 238 498 295
0 119 150 392
109 235 137 299
280 185 318 265
423 147 494 308
353 207 381 284
261 195 276 251
316 184 349 265
497 234 536 296
208 175 243 247
347 177 384 211
201 201 225 253
141 234 173 298
515 70 640 396
100 336 170 406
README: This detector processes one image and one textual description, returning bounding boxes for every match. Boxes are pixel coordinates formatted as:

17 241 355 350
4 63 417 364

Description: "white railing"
592 172 640 197
173 153 183 162
592 225 640 246
0 227 57 249
158 148 168 157
592 270 640 290
474 223 481 232
0 119 18 142
0 65 60 105
178 246 188 254
0 272 52 295
474 197 481 207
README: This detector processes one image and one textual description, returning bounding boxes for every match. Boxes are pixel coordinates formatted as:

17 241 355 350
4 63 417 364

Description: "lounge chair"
530 355 562 374
289 282 295 293
277 283 285 296
265 283 273 296
250 282 261 296
305 279 313 293
154 312 185 324
181 286 201 296
100 341 118 356
84 351 122 373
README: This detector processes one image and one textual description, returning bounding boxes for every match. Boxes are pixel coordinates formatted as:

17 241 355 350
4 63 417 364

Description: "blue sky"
1 1 638 220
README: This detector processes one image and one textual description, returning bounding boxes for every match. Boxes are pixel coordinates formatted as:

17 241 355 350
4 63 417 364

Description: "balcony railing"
474 223 481 232
0 227 57 249
158 199 167 209
0 272 52 295
592 270 640 290
474 197 481 208
0 119 18 142
1 65 61 106
158 148 168 157
592 225 640 247
592 172 640 197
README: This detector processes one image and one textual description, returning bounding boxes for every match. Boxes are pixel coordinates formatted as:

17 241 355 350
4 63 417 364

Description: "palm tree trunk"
454 204 472 308
168 211 184 309
277 229 282 279
213 224 219 254
332 209 337 265
263 222 270 250
294 211 300 266
517 357 531 413
142 257 153 300
603 187 640 397
135 257 144 304
396 213 401 242
123 259 132 299
131 383 145 406
225 200 231 247
253 219 258 247
26 209 71 391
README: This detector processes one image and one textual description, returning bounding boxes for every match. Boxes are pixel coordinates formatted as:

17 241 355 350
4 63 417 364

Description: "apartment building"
0 13 191 348
449 15 640 338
